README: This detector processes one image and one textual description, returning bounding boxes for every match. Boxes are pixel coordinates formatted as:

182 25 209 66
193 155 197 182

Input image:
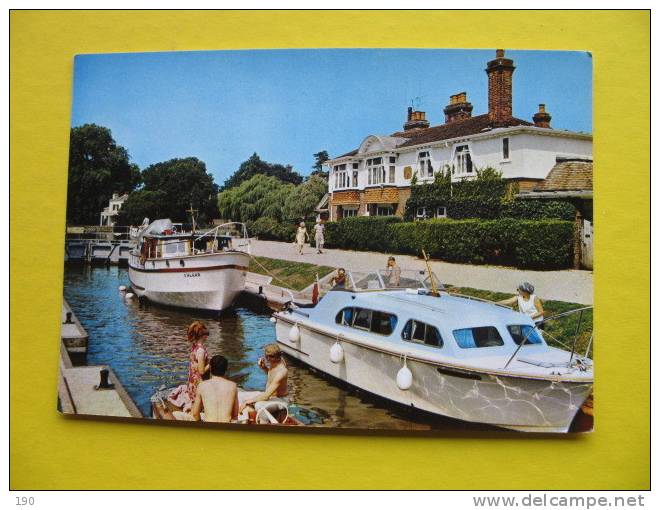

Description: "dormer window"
418 151 433 178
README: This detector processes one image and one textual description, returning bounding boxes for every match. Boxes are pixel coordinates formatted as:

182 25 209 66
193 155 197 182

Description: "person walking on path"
313 219 325 254
295 221 309 255
498 282 545 325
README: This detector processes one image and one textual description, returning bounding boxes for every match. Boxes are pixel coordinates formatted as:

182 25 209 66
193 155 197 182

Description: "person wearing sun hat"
498 282 545 325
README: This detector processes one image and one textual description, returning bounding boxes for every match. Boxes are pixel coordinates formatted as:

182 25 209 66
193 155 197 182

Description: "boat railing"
323 269 442 293
503 306 593 370
447 292 513 309
193 222 251 255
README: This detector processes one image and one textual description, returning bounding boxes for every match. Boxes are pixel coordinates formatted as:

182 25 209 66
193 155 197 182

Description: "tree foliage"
221 153 303 190
282 174 328 221
217 174 295 223
66 124 140 225
310 150 329 178
119 157 219 225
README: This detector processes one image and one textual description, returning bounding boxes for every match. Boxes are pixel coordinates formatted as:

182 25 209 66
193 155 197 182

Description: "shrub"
323 217 574 269
247 217 295 241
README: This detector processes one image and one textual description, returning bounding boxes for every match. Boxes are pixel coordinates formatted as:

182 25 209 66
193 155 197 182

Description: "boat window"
402 320 443 348
507 325 544 345
335 307 397 336
453 326 504 348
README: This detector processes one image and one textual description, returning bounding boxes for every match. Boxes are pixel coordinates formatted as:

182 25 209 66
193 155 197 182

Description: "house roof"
533 157 593 192
332 114 533 159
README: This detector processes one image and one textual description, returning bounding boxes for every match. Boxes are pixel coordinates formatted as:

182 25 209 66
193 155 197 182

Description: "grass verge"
248 256 335 292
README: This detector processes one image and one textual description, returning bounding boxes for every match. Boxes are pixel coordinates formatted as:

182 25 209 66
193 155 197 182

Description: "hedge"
324 216 573 269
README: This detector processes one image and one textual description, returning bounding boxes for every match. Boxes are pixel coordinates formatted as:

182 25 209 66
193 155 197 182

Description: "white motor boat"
128 219 251 312
273 269 593 433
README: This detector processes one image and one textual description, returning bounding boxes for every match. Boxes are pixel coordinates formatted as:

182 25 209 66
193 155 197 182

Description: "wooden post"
573 207 583 269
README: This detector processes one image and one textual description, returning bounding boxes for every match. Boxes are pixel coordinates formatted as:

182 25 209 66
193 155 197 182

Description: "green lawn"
445 285 593 355
248 256 334 292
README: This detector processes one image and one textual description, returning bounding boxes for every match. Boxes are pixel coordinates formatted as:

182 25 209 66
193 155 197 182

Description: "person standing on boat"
498 282 545 326
191 355 239 423
238 344 289 418
295 221 309 255
385 256 401 287
313 219 325 254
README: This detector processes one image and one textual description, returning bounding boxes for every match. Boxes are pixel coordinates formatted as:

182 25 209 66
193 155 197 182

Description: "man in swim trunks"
191 355 239 423
238 343 289 419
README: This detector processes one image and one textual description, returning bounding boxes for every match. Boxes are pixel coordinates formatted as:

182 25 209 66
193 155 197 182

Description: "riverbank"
249 240 593 305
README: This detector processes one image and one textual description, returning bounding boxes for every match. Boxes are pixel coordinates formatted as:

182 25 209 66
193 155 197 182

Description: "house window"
455 145 472 174
435 207 447 218
502 138 510 160
333 164 348 189
402 320 443 348
366 157 385 185
343 207 357 218
418 151 433 178
352 171 358 187
112 204 119 211
352 162 359 169
388 166 395 183
376 205 394 216
416 207 427 219
389 156 396 164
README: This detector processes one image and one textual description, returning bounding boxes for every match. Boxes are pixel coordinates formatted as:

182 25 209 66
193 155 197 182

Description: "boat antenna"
422 249 439 297
186 203 198 234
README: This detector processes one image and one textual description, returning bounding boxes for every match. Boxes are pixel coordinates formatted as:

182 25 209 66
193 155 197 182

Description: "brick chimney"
404 107 430 131
533 103 552 128
443 92 473 123
486 49 515 126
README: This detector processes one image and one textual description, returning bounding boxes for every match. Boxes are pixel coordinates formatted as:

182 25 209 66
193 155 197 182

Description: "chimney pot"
444 92 473 124
403 108 429 131
533 103 552 128
496 49 505 58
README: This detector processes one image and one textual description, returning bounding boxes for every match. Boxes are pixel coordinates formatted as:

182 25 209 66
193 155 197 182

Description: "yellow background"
10 10 650 489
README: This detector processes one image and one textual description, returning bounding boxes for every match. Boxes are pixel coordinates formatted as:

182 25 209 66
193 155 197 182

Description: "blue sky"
71 49 592 184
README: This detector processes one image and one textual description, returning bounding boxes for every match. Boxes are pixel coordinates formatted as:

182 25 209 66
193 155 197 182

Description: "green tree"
282 174 328 221
310 150 329 178
119 157 219 225
221 153 303 190
66 124 140 225
217 173 295 223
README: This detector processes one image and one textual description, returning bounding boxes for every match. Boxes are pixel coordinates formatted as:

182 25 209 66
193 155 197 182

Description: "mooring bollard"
258 285 263 295
95 368 115 390
64 312 73 324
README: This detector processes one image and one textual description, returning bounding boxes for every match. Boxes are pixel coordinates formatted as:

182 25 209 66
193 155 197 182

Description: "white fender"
330 341 344 363
125 292 135 300
288 323 300 342
118 285 127 292
396 356 413 390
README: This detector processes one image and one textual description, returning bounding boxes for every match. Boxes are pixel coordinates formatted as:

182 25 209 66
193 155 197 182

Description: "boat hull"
128 251 249 311
275 318 592 433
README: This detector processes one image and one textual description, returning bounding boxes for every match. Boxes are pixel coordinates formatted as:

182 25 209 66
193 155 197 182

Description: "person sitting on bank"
385 256 401 287
330 268 347 288
498 282 545 325
238 344 289 419
191 355 239 423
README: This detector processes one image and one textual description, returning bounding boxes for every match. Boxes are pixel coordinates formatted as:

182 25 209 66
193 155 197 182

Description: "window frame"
335 306 398 336
506 324 544 346
401 319 444 348
453 326 504 349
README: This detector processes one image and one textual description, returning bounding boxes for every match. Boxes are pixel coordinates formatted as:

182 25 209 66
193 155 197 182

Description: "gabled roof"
533 157 593 192
331 114 533 159
392 114 533 148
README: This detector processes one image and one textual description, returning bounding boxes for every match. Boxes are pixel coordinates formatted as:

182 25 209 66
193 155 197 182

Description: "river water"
63 265 489 431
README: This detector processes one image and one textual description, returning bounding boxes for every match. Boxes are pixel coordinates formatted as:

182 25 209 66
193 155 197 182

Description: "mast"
186 204 198 234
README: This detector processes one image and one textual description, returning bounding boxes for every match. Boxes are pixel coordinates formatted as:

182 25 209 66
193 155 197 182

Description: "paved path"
250 240 593 305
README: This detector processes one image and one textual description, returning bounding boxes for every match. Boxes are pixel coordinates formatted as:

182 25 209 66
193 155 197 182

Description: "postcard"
59 48 593 433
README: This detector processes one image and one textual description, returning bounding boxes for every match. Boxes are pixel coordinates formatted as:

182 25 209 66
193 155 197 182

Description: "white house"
325 49 593 220
99 192 129 226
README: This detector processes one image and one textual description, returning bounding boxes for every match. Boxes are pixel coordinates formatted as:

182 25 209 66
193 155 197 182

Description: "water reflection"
63 265 484 430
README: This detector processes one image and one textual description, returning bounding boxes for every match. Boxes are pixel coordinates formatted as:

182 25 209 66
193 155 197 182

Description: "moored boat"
128 218 251 312
272 269 593 433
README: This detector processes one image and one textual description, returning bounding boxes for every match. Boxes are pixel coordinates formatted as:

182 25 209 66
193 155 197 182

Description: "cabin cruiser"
128 218 251 312
273 269 593 433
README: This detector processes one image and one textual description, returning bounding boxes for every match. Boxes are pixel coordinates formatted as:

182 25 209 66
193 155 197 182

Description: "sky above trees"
71 49 592 184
